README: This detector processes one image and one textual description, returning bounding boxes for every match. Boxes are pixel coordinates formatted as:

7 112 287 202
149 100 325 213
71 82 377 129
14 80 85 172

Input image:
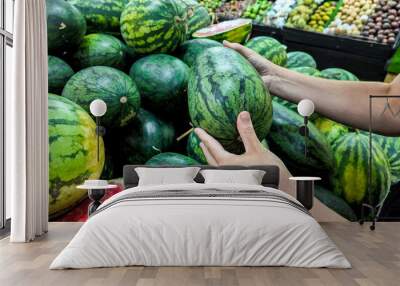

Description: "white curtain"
8 0 48 242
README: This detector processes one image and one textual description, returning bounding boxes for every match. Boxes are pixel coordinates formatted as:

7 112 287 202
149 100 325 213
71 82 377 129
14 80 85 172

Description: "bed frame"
123 165 280 189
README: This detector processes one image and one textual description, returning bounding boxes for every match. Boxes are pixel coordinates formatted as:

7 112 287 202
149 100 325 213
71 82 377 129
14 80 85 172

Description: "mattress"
50 183 351 269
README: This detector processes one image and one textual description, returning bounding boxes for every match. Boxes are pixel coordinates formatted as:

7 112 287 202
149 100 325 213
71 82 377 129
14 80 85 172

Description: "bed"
50 165 351 269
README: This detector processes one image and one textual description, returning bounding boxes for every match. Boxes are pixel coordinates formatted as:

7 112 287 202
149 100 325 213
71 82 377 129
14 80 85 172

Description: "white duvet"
50 183 351 269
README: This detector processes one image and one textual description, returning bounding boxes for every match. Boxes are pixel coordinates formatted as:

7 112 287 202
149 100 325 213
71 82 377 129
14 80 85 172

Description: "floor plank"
0 222 399 286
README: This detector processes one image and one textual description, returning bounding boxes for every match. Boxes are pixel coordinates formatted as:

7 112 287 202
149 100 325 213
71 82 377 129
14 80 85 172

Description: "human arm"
224 41 400 136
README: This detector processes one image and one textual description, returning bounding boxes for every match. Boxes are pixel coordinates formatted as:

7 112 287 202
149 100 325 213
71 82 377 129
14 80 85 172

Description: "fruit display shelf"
252 24 398 81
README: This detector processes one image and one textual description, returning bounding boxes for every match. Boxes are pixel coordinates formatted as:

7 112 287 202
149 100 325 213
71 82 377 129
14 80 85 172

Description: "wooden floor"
0 222 399 286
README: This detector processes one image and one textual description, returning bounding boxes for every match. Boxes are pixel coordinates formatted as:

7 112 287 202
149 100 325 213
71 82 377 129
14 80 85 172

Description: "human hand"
223 40 281 88
194 111 282 166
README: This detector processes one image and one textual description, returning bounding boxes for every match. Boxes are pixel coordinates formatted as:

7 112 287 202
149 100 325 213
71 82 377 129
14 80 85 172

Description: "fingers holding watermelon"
223 40 276 76
236 112 263 154
194 112 287 169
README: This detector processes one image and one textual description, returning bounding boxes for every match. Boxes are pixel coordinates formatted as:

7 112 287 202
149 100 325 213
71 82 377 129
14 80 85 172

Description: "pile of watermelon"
47 0 397 222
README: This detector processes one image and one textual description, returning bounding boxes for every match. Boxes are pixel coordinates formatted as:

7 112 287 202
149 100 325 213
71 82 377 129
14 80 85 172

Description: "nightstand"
289 177 321 210
77 183 117 216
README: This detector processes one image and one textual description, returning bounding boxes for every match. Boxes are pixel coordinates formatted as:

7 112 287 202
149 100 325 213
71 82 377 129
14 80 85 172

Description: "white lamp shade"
90 99 107 117
297 99 315 117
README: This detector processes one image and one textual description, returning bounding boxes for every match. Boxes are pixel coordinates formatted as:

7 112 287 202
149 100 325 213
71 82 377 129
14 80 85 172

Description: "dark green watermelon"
371 134 400 184
177 38 223 67
48 94 104 216
146 152 199 166
47 0 87 54
286 51 317 69
188 46 273 153
119 109 175 164
181 0 211 37
314 185 357 221
245 36 287 66
48 56 74 94
331 132 391 205
120 0 188 54
71 33 134 71
129 54 189 115
186 131 207 164
62 66 140 128
69 0 129 35
320 68 359 81
267 101 334 175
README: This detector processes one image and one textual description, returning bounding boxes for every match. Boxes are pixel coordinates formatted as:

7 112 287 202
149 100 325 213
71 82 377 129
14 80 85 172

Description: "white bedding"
50 183 351 269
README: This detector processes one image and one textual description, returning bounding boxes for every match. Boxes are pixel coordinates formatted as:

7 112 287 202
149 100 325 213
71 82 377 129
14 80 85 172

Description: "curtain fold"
8 0 48 242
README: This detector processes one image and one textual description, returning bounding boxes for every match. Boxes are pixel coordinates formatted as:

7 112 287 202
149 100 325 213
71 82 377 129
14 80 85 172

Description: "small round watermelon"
129 54 189 115
146 152 200 166
187 131 207 164
48 56 74 94
47 0 86 54
371 134 400 184
180 0 211 37
119 109 175 164
120 0 188 55
286 51 317 69
314 117 349 145
331 132 391 205
71 33 134 71
62 66 140 128
177 38 223 67
290 66 322 77
48 94 105 217
320 68 359 81
188 46 273 153
192 18 252 44
69 0 129 35
245 36 287 66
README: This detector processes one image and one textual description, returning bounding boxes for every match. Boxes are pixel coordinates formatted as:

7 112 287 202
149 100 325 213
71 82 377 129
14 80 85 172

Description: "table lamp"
89 99 107 162
297 99 315 157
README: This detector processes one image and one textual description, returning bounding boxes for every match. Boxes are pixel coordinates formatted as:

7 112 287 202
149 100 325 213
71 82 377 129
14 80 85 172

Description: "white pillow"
135 167 200 186
200 169 266 185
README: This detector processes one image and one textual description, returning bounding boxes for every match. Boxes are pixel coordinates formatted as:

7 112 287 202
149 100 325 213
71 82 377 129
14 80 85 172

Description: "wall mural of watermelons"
46 0 399 222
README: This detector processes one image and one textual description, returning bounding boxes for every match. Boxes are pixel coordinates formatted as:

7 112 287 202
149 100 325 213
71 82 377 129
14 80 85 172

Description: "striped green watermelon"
331 132 391 205
119 109 175 164
314 117 349 144
48 94 105 217
146 152 200 166
286 51 317 69
181 0 211 37
320 68 359 81
371 134 400 184
314 185 357 221
188 46 272 153
48 56 74 94
68 0 129 35
192 18 252 44
120 0 188 55
267 101 334 175
245 36 287 66
177 38 222 67
71 33 134 71
62 66 140 128
187 131 207 164
129 54 189 115
47 0 87 54
290 66 322 77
